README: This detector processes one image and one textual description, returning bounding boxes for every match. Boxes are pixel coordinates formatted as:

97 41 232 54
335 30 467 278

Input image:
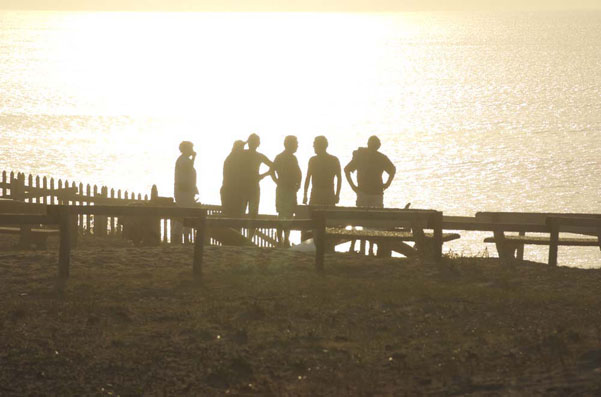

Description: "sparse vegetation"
1 236 601 395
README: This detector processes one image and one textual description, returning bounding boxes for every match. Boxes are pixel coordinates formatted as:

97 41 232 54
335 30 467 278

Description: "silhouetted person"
303 136 341 206
172 141 198 243
220 140 246 217
240 133 273 220
271 135 301 246
344 135 395 208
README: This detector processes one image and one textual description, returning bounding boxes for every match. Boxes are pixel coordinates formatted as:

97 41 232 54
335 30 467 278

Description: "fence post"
10 172 25 201
193 213 207 280
94 186 108 237
432 211 443 262
11 174 32 248
548 221 559 267
58 207 72 279
312 211 326 271
516 231 525 261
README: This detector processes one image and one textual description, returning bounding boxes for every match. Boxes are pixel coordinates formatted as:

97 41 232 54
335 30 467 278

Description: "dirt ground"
1 235 601 396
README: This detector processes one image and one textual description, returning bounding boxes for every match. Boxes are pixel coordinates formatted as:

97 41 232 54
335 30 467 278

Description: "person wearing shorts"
303 136 341 207
344 135 396 208
271 135 301 247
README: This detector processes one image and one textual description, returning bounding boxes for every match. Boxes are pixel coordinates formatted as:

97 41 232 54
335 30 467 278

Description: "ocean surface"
1 11 601 266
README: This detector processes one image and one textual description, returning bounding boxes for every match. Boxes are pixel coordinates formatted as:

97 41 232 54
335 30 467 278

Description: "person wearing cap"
303 136 341 206
344 135 396 208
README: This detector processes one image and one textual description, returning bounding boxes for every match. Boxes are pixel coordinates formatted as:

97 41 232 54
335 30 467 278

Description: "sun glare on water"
30 12 442 206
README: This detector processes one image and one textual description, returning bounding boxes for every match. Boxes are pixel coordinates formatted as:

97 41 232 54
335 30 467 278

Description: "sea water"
1 11 600 266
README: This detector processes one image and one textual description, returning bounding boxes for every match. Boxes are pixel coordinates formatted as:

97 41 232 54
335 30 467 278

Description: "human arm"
344 160 358 194
382 157 396 191
259 153 274 181
334 158 342 203
294 158 302 191
269 156 279 184
303 159 313 204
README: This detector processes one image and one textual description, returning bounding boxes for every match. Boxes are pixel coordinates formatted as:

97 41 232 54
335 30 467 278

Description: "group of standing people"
173 134 396 246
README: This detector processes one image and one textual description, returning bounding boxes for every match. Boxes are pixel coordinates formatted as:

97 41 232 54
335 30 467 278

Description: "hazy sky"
1 0 600 12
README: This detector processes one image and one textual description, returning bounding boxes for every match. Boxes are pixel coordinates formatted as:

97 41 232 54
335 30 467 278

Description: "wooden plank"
389 241 419 257
325 228 460 242
28 174 33 202
206 227 254 246
50 178 55 204
85 184 92 233
0 200 46 214
477 212 601 226
1 171 6 196
444 216 548 232
484 235 600 247
57 179 63 204
312 208 438 225
0 214 57 224
34 175 40 204
200 218 315 230
325 218 428 229
0 227 58 234
42 177 48 205
47 204 207 218
546 216 601 228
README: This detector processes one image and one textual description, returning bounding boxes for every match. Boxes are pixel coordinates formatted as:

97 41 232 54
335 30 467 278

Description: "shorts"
310 188 336 206
276 187 298 218
220 186 245 217
356 192 384 208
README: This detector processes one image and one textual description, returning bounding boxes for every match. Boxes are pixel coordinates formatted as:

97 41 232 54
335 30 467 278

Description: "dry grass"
1 236 601 395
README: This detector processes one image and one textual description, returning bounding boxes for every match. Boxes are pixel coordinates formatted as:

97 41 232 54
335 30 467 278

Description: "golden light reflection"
39 12 447 210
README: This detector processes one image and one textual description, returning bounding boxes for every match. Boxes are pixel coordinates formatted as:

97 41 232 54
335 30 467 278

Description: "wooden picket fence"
0 170 278 247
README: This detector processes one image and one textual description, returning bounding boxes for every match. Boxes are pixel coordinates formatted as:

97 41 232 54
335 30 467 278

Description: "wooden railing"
0 170 279 248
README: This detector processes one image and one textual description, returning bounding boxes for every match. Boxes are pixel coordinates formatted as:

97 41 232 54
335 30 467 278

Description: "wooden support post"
432 212 443 262
313 212 326 271
376 241 392 258
193 214 206 280
58 208 72 279
493 229 514 263
411 223 427 258
548 223 559 267
516 231 525 261
71 210 79 249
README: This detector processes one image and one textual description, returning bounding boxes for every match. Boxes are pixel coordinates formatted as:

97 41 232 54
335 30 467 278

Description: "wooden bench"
0 213 60 250
0 226 59 249
325 227 460 258
476 212 601 264
547 216 601 266
312 208 445 263
0 200 57 249
185 216 317 270
47 205 207 279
